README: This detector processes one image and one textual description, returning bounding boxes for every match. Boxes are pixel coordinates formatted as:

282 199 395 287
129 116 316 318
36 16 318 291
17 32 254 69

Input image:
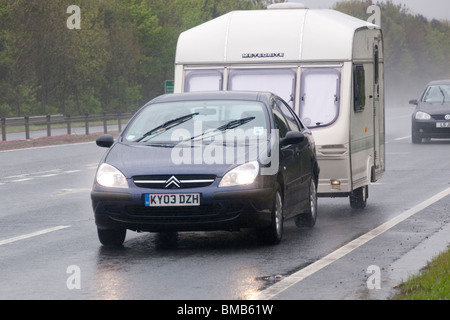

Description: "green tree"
0 0 290 117
335 0 450 105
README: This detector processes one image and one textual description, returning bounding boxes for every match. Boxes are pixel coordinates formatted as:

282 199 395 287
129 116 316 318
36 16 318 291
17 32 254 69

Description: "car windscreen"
122 100 269 144
421 84 450 103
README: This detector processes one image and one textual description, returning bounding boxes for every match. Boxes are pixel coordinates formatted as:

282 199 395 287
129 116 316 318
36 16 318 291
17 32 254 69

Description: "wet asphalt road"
0 105 449 300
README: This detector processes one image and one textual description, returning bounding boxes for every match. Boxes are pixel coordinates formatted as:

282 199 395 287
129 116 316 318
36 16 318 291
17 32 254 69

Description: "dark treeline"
0 0 271 117
0 0 449 117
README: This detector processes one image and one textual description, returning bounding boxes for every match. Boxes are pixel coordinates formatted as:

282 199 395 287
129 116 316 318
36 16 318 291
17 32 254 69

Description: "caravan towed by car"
174 2 385 209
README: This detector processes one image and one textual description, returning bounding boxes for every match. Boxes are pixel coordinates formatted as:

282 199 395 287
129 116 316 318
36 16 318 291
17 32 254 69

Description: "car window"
275 98 301 131
272 101 290 139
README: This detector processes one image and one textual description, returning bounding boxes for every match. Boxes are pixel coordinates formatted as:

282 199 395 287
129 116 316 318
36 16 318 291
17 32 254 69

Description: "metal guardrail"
1 113 133 141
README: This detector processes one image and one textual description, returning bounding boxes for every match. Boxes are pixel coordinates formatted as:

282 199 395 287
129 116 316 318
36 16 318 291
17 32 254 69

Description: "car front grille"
432 114 450 121
125 203 243 216
133 174 216 189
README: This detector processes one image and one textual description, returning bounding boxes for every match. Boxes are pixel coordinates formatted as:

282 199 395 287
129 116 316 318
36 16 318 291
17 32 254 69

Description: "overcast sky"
299 0 450 21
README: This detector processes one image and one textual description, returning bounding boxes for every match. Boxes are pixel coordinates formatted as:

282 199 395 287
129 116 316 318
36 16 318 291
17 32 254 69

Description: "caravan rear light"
331 179 341 189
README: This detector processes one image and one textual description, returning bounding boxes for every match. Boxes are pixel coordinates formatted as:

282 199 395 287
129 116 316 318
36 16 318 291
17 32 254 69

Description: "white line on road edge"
250 187 450 300
0 226 70 246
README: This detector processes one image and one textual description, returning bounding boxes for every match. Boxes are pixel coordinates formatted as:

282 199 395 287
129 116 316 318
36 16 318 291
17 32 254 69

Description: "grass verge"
392 247 450 300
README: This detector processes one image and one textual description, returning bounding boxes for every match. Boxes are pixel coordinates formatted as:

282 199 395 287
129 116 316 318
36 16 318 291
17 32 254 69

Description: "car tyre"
349 185 368 209
97 228 126 246
257 187 283 245
411 132 422 144
295 178 318 228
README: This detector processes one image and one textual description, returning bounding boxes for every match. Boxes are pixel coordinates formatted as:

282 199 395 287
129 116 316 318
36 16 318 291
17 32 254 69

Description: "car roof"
148 91 274 105
426 80 450 86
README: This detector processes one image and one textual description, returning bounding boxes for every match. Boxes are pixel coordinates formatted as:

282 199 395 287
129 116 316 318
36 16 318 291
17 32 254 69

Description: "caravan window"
353 65 366 112
299 68 341 128
184 69 223 92
228 68 296 109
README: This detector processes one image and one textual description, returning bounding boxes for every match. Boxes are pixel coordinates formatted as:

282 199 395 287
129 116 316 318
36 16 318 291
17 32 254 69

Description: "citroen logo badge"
165 176 181 188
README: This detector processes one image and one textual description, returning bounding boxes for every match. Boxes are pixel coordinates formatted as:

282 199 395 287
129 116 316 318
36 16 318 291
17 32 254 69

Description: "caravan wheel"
349 185 368 209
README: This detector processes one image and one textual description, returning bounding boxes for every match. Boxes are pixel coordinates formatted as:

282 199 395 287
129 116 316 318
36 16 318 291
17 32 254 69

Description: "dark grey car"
92 91 320 246
410 80 450 143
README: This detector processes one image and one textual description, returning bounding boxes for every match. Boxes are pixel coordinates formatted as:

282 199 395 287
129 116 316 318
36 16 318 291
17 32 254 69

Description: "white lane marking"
0 141 94 153
394 135 411 141
0 226 70 246
4 169 62 180
1 168 85 185
53 188 91 196
36 174 59 178
250 187 450 300
11 178 33 183
62 170 82 174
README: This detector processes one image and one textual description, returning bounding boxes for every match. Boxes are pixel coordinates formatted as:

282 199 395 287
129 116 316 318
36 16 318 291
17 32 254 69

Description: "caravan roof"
175 8 379 64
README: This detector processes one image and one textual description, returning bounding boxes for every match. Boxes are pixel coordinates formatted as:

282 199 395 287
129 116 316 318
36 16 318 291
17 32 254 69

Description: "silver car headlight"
415 111 431 120
219 161 259 188
96 163 129 189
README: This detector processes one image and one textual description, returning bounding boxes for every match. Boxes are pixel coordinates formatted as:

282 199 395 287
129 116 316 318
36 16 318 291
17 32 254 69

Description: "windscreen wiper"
134 112 199 142
216 117 255 131
187 116 255 142
439 86 446 103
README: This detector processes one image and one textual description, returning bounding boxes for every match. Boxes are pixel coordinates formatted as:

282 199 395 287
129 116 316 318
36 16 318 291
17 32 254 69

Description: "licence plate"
436 122 450 128
145 193 200 207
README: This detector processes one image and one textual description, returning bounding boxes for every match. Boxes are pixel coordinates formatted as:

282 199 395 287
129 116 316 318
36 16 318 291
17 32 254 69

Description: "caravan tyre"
350 185 368 209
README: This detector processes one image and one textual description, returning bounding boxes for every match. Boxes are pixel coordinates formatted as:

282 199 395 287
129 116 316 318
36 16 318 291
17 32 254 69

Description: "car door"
272 98 302 217
275 98 311 214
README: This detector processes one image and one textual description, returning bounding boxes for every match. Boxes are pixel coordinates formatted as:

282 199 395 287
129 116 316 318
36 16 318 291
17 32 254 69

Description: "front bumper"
412 119 450 139
91 187 275 232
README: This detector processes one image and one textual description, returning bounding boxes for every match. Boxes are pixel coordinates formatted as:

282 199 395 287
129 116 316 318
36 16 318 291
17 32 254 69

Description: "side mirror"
281 131 305 147
409 99 418 105
96 134 115 148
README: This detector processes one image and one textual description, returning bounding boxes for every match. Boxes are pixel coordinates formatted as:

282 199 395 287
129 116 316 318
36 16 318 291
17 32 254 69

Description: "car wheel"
349 185 368 209
411 129 422 144
295 178 318 228
97 228 126 246
257 187 283 245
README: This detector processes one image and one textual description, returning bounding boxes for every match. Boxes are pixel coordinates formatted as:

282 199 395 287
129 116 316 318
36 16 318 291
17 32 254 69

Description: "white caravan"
174 3 385 208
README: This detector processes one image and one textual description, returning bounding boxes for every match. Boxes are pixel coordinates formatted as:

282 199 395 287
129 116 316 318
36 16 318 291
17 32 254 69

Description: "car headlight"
96 163 129 189
219 161 259 187
415 111 431 120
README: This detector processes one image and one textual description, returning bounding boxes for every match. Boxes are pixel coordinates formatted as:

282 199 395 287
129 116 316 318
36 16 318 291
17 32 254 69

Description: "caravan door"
373 42 385 180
